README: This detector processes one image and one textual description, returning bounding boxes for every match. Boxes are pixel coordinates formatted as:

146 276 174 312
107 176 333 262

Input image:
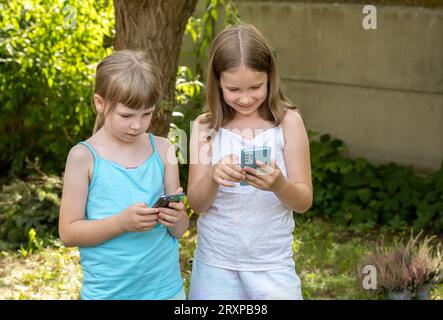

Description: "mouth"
126 133 139 137
236 102 255 109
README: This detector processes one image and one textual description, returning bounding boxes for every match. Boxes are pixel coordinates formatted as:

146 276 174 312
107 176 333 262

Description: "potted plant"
360 232 442 300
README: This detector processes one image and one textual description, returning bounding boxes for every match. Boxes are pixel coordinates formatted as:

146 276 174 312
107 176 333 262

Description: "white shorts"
189 259 303 300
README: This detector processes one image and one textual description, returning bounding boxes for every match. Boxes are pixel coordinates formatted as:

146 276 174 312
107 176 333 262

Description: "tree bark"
114 0 198 137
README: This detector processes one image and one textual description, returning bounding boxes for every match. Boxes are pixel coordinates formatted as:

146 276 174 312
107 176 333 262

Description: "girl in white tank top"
187 24 312 300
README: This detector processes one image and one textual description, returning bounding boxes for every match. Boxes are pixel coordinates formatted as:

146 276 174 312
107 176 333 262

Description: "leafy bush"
0 163 62 248
0 0 114 175
309 133 443 233
170 66 204 189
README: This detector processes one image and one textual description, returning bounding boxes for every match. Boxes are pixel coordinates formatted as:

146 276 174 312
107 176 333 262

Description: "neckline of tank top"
219 125 281 141
97 150 157 170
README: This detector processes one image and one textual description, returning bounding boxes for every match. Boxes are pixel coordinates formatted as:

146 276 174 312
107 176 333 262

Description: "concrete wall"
217 2 443 172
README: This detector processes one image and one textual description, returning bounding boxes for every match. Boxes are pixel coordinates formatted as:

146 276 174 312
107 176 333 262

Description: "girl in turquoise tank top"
59 50 188 300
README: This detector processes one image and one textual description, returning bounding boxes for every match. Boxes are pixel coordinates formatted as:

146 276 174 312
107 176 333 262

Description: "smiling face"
219 65 268 118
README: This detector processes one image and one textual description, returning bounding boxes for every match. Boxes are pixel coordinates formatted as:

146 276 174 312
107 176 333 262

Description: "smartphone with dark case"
152 192 185 208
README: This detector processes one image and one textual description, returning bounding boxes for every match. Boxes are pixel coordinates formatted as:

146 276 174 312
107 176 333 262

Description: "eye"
227 88 239 92
120 114 131 118
251 86 261 90
143 112 153 116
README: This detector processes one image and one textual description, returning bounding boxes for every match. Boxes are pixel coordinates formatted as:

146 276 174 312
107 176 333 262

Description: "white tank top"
194 125 295 271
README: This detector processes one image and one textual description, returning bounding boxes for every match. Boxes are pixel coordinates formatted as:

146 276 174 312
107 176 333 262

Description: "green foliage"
170 66 205 189
309 132 443 233
19 228 42 258
0 163 62 248
173 0 240 188
0 0 114 175
185 0 240 76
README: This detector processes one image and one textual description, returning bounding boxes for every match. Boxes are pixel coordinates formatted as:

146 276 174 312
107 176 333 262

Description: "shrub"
360 232 442 299
0 0 114 175
309 133 443 233
0 161 62 248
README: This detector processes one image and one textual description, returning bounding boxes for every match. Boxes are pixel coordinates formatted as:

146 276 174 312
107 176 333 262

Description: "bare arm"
187 117 246 213
58 145 159 247
243 110 313 213
273 110 313 213
186 117 220 214
156 137 189 238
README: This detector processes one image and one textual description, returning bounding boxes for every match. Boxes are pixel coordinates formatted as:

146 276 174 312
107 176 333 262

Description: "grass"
0 215 441 300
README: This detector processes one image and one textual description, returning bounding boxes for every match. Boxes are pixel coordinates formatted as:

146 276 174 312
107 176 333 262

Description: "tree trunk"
114 0 198 137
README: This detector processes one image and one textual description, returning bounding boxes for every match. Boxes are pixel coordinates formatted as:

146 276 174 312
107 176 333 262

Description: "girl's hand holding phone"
243 160 286 192
119 203 159 232
211 154 246 187
157 187 187 228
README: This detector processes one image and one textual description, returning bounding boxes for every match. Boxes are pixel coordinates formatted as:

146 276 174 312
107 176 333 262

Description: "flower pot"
388 290 413 300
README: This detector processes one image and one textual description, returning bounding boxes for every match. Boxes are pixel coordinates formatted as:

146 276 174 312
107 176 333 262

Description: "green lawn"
1 216 441 300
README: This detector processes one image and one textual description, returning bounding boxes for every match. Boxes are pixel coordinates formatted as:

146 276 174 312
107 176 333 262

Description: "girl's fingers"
158 213 177 223
224 165 244 179
137 207 159 215
167 201 185 210
256 160 277 175
158 219 174 228
175 187 183 194
247 181 265 190
215 176 236 187
157 207 177 217
216 171 238 185
245 173 266 188
245 173 260 183
227 163 244 172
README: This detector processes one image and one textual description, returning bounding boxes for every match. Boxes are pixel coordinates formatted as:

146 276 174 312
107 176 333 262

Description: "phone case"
152 192 185 208
240 146 271 186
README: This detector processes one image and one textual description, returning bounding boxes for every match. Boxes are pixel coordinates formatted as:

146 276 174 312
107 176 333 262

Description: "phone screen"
240 146 271 186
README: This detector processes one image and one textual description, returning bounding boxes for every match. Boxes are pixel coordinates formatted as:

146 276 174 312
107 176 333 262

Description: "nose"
130 120 142 130
239 96 252 105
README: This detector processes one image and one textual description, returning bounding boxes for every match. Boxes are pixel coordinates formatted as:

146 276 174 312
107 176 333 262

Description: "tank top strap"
78 141 98 159
149 133 157 154
148 133 165 180
77 141 100 189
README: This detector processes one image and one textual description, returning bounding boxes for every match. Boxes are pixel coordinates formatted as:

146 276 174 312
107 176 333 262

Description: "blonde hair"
93 50 162 133
203 24 297 130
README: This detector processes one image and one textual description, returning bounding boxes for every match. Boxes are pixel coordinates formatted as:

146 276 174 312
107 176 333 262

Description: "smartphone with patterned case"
240 146 271 186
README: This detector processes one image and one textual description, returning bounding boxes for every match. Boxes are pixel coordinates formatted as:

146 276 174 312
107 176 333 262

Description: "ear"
93 94 105 113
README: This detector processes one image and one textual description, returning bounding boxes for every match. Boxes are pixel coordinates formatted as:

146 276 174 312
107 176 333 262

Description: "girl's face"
105 103 154 143
219 65 268 117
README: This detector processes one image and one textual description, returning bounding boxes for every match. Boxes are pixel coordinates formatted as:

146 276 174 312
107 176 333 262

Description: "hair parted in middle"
203 23 297 130
93 50 162 133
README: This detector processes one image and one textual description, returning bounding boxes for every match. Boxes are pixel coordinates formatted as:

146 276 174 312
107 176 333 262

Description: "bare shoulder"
152 135 175 165
67 144 94 167
281 109 309 144
281 108 305 129
153 135 173 151
64 144 93 182
194 113 211 129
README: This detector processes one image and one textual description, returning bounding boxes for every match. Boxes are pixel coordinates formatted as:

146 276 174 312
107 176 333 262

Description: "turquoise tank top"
77 133 183 300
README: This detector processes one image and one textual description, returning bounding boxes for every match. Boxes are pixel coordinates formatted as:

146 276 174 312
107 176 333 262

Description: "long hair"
92 50 162 133
203 24 297 130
